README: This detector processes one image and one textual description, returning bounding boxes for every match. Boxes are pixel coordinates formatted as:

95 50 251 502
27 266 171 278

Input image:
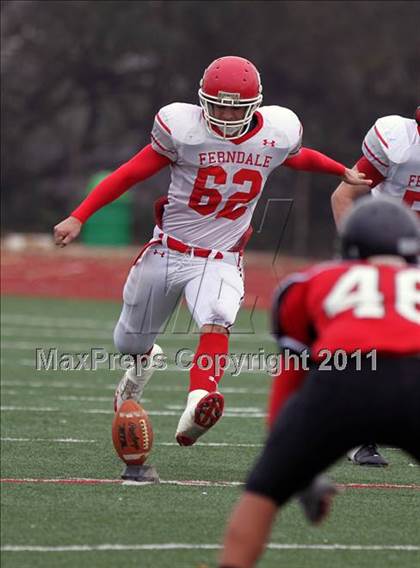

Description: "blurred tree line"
2 0 419 257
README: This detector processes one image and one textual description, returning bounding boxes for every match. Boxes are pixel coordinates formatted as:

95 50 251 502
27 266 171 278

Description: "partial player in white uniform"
332 106 420 226
331 105 420 467
54 56 370 448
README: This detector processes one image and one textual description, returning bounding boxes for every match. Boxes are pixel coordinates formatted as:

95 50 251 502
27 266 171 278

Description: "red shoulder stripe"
374 125 389 148
151 133 171 155
363 141 388 168
156 114 172 135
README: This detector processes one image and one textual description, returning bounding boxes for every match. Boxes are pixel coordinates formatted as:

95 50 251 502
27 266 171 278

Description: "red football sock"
189 332 229 392
267 358 307 429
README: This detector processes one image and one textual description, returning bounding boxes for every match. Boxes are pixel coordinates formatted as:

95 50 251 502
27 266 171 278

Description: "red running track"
1 248 309 309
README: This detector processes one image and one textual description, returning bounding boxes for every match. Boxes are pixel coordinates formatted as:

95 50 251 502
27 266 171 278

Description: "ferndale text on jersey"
198 151 273 168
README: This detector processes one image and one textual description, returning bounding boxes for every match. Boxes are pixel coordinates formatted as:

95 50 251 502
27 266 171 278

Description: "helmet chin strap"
211 115 256 139
224 121 250 137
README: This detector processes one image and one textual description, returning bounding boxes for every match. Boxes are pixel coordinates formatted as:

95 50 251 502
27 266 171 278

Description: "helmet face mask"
198 56 263 140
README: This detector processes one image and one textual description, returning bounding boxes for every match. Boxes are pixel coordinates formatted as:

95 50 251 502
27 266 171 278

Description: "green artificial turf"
1 296 419 568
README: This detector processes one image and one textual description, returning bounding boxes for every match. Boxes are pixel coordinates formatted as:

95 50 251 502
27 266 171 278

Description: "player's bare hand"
53 216 82 247
342 168 372 187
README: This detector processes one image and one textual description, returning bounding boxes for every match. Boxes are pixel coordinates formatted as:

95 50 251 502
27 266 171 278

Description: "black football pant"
246 356 420 505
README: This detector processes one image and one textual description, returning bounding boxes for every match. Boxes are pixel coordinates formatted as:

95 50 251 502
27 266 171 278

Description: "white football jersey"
150 103 302 250
362 115 420 213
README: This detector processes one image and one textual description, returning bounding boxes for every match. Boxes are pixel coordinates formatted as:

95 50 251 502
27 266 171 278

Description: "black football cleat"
298 475 339 525
348 444 389 467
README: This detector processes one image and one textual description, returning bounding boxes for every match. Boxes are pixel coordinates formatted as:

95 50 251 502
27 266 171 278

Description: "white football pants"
113 244 244 355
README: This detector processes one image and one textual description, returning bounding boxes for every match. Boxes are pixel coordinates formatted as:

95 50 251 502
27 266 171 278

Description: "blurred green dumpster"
81 171 133 246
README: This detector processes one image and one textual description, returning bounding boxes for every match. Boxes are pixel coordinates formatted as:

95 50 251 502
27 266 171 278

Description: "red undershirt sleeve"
268 364 307 429
283 147 346 176
71 144 171 223
268 277 312 428
355 156 385 188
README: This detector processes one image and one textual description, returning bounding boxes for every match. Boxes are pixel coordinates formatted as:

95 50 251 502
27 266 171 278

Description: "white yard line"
1 339 273 354
0 406 266 418
0 380 115 389
1 438 263 448
1 406 61 412
1 438 405 453
2 328 272 343
1 315 115 329
161 442 263 448
0 380 268 395
1 437 96 443
1 315 272 339
1 357 269 374
1 341 105 351
1 328 113 340
165 405 263 413
57 395 138 403
2 543 419 552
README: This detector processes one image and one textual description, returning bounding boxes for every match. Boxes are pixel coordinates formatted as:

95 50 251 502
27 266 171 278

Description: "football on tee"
112 400 154 465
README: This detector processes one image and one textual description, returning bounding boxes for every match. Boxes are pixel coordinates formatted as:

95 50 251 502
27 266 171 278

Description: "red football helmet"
415 105 420 125
199 56 263 140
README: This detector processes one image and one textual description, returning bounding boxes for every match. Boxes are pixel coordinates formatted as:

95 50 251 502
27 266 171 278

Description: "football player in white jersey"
54 56 371 447
332 106 420 226
331 106 420 467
